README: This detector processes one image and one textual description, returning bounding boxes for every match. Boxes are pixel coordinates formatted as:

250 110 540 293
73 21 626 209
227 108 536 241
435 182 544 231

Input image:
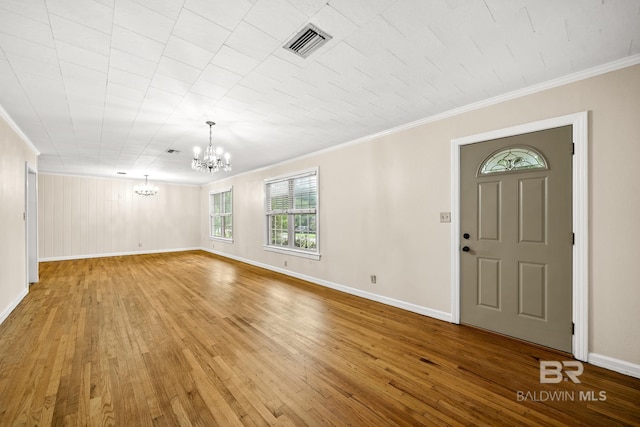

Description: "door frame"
25 162 39 285
450 112 589 361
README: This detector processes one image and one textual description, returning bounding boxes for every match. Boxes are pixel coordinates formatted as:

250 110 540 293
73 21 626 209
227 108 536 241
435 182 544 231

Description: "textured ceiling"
1 0 639 185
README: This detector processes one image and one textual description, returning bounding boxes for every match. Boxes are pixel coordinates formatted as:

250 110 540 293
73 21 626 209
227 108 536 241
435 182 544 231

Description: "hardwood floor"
0 251 638 426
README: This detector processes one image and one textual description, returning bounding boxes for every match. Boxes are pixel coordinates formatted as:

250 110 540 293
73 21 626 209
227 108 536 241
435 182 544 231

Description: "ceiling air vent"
284 24 332 58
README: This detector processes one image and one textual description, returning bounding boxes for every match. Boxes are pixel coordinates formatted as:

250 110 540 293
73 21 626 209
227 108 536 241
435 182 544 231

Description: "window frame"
264 168 320 260
209 186 233 242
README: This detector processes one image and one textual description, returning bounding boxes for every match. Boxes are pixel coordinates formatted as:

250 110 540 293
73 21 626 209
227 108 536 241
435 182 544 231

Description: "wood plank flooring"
0 251 638 426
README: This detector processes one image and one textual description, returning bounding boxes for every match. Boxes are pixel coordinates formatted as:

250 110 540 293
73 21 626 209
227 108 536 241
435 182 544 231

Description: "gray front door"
460 126 573 352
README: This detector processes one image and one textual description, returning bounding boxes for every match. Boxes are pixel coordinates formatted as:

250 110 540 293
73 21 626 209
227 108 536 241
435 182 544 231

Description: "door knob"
462 246 470 252
463 233 470 239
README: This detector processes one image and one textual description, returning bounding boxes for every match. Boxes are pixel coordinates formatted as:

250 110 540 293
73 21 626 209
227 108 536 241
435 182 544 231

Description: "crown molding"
38 171 202 188
203 54 640 185
0 104 40 156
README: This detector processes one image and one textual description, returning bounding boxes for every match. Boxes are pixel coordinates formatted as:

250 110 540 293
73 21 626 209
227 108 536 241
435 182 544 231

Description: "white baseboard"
201 247 452 323
39 247 201 262
589 353 640 379
0 288 28 326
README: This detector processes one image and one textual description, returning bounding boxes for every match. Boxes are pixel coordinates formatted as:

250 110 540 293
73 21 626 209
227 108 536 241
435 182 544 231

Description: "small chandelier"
134 175 159 196
192 121 232 174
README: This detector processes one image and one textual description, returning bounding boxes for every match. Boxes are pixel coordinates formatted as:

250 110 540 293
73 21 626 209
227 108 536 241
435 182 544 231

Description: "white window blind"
265 169 319 258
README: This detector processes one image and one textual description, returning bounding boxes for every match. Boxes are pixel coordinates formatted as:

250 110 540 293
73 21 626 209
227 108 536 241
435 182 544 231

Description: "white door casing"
25 163 38 285
450 112 589 361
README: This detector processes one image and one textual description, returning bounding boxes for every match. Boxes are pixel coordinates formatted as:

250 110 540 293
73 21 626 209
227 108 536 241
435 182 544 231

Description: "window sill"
209 237 234 244
263 245 321 260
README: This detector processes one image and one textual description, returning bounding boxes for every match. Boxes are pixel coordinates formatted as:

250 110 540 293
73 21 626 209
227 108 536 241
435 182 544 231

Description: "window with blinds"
210 187 233 241
265 169 319 258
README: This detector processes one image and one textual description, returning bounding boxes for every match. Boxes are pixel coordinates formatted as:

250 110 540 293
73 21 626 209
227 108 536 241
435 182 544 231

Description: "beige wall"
0 112 38 322
38 174 201 260
202 64 640 366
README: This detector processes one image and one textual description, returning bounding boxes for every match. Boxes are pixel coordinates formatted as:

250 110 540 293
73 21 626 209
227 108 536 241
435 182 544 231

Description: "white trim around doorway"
450 112 589 362
25 163 39 287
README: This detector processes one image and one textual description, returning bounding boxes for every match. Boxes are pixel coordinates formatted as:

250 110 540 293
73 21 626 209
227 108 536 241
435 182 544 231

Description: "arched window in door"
478 145 548 175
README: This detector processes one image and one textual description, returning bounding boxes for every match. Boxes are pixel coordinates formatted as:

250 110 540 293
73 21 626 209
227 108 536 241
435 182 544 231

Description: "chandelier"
134 175 159 196
192 121 232 173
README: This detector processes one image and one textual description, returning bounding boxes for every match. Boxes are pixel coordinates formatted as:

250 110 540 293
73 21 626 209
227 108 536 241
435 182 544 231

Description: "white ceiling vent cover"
284 24 332 58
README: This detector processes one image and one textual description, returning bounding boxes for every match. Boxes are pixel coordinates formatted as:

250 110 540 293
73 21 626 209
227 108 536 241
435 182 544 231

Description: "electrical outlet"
440 212 451 223
138 242 142 248
370 275 376 284
284 260 288 267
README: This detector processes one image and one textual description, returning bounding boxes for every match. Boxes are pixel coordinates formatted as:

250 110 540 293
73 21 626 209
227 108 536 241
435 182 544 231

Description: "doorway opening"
25 164 38 285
